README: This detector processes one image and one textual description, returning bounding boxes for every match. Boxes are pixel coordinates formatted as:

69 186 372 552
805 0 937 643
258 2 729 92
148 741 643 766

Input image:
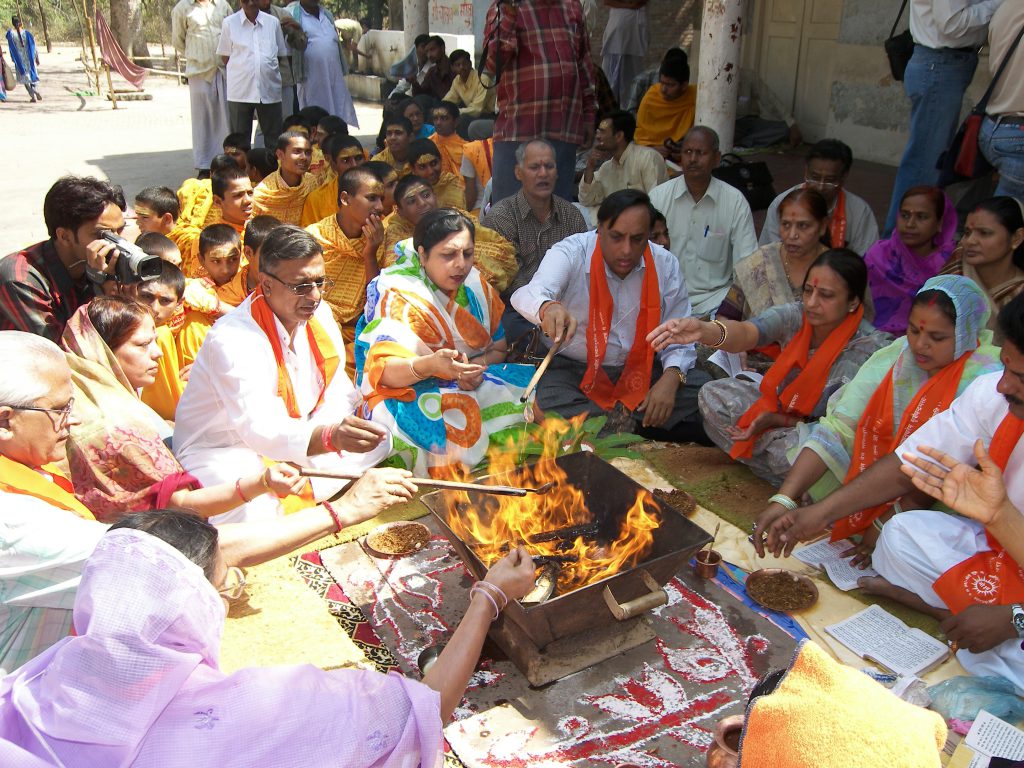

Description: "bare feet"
857 575 949 621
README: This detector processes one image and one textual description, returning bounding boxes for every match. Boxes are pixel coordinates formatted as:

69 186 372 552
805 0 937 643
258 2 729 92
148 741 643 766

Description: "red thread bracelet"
321 425 335 453
323 501 343 533
235 478 250 504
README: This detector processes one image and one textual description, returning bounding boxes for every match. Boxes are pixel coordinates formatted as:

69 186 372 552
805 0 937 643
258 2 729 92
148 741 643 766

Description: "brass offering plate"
746 568 818 612
365 521 431 558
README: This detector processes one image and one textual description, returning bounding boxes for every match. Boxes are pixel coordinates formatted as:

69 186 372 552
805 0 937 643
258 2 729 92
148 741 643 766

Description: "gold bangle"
710 319 728 348
260 469 272 493
409 357 426 381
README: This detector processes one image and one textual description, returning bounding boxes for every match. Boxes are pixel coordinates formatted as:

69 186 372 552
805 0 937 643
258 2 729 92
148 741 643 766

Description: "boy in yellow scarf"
252 131 318 226
301 134 366 228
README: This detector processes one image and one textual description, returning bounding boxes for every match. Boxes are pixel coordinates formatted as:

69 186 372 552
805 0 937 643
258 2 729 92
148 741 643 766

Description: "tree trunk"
108 0 144 58
387 0 402 31
35 0 52 51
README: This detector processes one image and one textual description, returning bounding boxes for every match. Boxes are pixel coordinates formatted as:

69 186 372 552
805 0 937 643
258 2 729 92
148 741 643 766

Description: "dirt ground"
0 44 384 254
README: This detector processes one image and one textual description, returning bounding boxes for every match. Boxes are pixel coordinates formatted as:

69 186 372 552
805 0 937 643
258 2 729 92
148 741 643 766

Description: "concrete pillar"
694 0 744 153
404 0 429 52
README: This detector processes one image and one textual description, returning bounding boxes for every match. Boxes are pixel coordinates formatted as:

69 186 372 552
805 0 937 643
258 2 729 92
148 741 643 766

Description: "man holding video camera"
0 175 159 343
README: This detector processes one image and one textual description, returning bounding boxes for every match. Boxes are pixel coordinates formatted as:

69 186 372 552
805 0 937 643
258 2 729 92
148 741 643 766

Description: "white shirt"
216 9 287 104
171 0 234 80
909 0 1002 50
577 142 668 215
898 372 1024 509
510 231 696 374
172 294 390 524
759 183 880 258
648 176 758 317
0 483 106 672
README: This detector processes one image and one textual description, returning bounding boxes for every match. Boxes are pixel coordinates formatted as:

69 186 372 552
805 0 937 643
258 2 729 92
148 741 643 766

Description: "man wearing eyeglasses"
305 165 386 377
0 330 416 670
173 224 396 524
758 139 880 259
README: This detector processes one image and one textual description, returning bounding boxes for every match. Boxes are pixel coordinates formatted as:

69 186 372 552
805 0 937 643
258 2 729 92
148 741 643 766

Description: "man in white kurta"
287 0 358 126
871 369 1024 694
173 228 389 524
172 0 233 171
601 0 649 107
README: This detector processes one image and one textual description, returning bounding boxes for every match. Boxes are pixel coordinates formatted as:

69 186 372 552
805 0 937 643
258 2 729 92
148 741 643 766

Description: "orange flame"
444 417 660 594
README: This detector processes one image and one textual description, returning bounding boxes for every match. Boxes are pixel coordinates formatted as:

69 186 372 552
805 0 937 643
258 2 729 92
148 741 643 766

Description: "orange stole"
431 132 466 177
581 241 660 411
462 139 493 190
307 215 385 377
831 352 972 541
0 455 95 520
932 413 1024 613
731 306 864 459
249 287 340 417
830 188 847 249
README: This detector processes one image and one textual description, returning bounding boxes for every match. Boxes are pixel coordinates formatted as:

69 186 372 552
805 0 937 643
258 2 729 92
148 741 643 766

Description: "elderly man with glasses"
173 223 398 524
0 330 415 669
758 138 879 258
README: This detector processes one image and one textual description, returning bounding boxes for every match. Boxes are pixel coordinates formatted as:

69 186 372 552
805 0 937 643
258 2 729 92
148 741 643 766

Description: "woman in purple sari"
0 511 534 768
865 185 957 336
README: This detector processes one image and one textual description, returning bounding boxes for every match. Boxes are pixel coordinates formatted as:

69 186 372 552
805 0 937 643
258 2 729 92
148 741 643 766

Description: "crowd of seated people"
3 19 1024 765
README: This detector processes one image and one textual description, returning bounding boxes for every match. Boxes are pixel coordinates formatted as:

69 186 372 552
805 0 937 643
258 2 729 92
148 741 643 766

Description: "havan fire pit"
420 452 711 685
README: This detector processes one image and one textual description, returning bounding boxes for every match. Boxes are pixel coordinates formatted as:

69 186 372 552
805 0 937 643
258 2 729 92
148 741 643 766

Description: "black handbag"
712 154 776 211
885 0 915 82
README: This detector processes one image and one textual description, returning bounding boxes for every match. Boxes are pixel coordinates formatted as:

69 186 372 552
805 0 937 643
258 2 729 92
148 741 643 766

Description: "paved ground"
1 44 900 254
0 44 384 253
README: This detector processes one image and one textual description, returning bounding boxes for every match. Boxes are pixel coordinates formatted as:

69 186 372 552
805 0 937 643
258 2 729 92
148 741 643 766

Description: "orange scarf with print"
730 306 864 459
831 352 971 541
0 455 95 520
829 188 847 249
249 287 340 417
932 413 1024 613
580 240 660 412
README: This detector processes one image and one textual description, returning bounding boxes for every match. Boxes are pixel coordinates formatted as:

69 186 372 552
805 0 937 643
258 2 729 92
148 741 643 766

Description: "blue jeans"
884 45 978 235
981 115 1024 201
491 139 579 205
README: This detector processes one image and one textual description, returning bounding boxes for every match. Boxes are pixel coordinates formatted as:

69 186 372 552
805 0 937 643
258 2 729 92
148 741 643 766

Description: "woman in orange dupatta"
754 275 1000 563
649 249 889 484
61 296 304 522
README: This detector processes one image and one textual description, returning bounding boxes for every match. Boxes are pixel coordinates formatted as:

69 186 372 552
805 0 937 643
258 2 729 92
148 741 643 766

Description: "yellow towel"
740 640 946 768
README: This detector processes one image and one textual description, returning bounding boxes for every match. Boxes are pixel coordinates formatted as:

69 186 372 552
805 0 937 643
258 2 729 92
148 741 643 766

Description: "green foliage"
478 414 645 472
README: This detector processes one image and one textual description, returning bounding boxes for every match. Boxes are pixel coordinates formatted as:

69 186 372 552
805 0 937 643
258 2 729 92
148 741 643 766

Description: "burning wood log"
526 523 600 544
531 553 579 566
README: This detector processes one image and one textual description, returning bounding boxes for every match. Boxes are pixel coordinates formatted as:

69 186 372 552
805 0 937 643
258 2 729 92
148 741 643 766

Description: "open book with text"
825 604 949 677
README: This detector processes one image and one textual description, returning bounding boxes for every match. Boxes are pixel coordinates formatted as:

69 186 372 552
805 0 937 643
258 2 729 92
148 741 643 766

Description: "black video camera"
99 231 163 284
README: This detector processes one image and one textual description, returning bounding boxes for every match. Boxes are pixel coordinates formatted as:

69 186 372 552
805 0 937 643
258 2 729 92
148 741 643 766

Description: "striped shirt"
0 487 106 672
0 240 94 343
482 0 597 145
172 0 234 81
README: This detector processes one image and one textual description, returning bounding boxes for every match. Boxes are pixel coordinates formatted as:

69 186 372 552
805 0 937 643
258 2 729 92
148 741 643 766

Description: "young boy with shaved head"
305 166 386 374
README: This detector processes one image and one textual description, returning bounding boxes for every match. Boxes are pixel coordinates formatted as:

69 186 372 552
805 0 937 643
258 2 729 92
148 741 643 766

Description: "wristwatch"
1011 604 1024 645
666 366 686 386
